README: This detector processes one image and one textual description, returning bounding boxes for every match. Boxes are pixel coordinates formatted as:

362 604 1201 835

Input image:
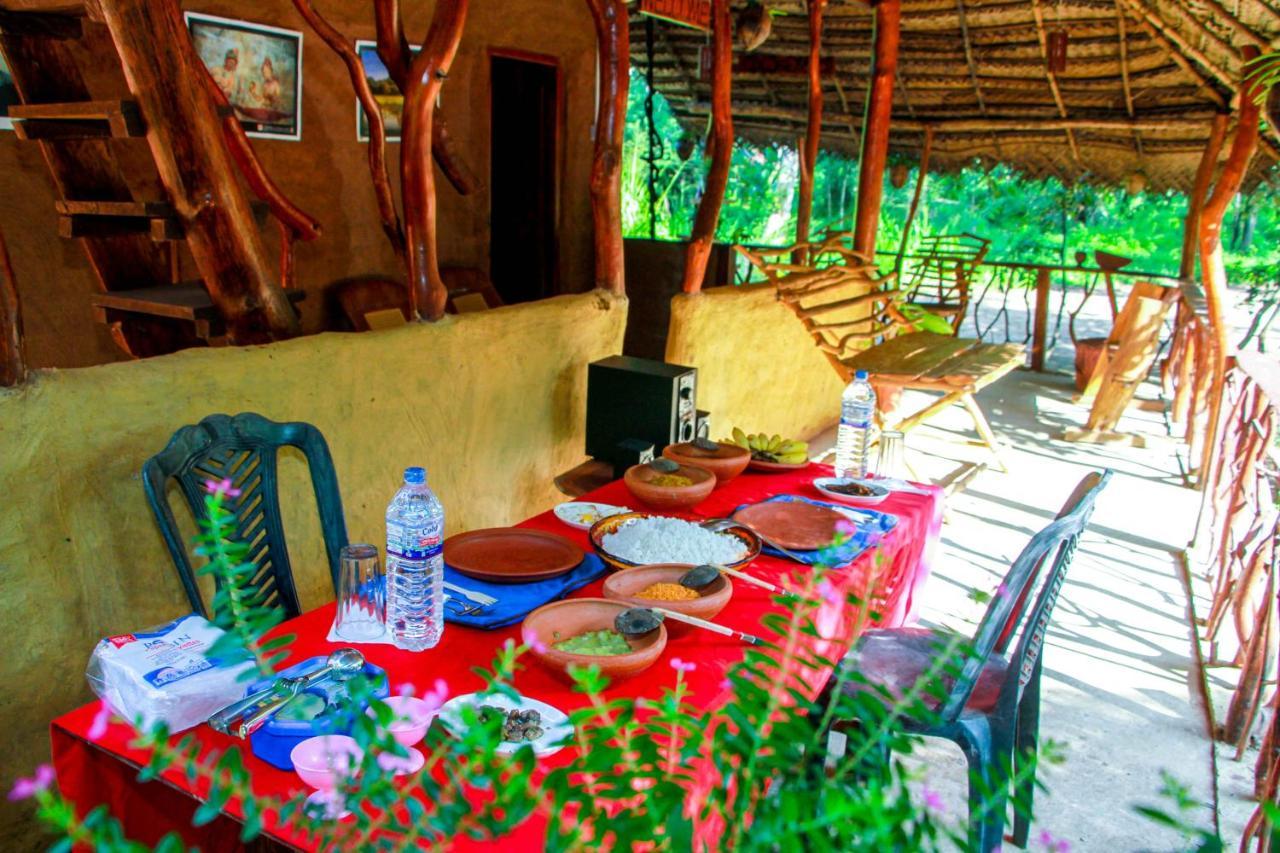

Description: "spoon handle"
652 607 762 645
713 564 784 596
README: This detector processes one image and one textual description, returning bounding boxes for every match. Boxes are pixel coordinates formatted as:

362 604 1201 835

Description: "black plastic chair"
142 412 349 620
823 469 1111 851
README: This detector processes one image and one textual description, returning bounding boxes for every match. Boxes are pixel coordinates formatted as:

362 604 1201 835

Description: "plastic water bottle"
835 370 877 479
385 466 445 651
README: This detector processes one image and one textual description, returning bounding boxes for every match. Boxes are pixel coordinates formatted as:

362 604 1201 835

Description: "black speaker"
586 356 697 470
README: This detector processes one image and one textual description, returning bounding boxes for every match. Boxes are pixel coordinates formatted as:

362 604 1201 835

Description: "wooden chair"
142 412 349 620
900 232 991 334
737 232 1024 475
1064 281 1180 445
821 470 1111 851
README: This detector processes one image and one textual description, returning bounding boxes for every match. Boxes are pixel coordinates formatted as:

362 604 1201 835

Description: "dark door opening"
489 55 559 304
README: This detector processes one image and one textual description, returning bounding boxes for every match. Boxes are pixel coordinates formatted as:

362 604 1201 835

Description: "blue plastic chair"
142 412 349 620
823 469 1111 851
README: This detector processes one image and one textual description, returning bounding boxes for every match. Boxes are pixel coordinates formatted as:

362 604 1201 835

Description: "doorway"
489 53 559 304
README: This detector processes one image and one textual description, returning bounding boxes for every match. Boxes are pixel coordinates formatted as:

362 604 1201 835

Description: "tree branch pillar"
587 0 629 295
794 0 826 261
851 0 901 259
1180 113 1227 280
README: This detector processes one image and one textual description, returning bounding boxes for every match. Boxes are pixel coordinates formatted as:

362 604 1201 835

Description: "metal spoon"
700 518 809 563
614 606 762 646
235 648 366 738
208 676 295 735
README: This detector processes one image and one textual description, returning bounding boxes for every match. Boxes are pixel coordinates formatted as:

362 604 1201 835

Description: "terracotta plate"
747 458 810 473
444 528 584 584
730 501 848 551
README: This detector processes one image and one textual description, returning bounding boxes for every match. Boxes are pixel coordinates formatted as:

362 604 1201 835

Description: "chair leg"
960 392 1008 473
957 716 1015 853
1011 668 1043 848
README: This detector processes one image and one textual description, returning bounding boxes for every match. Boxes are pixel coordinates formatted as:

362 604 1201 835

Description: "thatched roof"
632 0 1280 191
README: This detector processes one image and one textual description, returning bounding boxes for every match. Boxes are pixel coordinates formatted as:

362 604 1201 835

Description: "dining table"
49 463 943 850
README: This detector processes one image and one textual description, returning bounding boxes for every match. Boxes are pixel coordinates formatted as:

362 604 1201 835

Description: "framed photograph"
355 40 421 143
185 12 302 140
0 53 17 131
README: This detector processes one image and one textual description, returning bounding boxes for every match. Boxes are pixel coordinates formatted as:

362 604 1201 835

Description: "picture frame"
185 12 303 141
355 39 418 143
0 53 17 131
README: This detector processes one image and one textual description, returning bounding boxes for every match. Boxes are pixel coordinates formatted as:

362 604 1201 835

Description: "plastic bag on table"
85 613 256 733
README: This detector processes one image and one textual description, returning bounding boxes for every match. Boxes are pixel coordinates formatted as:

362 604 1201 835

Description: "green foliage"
623 72 1280 285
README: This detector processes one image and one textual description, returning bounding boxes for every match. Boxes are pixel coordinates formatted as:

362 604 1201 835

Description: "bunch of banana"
722 428 809 464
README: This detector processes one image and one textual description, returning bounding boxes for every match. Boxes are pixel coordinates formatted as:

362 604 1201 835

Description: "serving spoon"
700 517 809 563
233 648 366 738
678 563 793 599
615 607 762 646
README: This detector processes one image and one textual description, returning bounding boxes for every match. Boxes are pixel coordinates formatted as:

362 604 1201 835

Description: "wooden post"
681 0 733 295
97 0 299 343
794 0 827 260
1197 47 1263 484
894 125 933 273
1180 113 1228 280
0 225 24 388
851 0 901 259
401 0 469 320
586 0 629 295
1031 266 1052 371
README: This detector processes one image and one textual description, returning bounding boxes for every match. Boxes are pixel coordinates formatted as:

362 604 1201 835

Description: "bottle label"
387 523 442 561
841 415 872 429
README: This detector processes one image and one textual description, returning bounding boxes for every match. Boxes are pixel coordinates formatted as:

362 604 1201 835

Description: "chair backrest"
142 413 349 620
937 469 1111 721
901 232 991 309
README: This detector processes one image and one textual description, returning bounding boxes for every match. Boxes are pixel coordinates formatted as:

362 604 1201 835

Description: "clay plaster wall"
0 291 626 848
0 0 598 368
665 283 845 442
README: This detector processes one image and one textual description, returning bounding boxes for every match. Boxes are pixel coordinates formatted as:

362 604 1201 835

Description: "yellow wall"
665 283 845 442
0 291 626 848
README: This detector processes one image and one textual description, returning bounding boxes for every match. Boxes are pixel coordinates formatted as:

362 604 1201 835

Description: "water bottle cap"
403 466 426 484
855 370 869 381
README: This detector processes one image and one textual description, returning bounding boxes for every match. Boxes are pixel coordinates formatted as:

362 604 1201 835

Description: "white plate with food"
813 477 891 505
437 692 573 757
553 501 629 530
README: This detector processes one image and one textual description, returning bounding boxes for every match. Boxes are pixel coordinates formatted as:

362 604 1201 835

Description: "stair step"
58 209 182 241
9 100 144 140
91 284 306 339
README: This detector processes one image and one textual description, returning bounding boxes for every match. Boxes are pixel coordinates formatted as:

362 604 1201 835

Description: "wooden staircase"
0 0 319 358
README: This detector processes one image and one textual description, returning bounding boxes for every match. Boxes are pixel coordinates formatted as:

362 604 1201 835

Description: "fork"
444 581 496 607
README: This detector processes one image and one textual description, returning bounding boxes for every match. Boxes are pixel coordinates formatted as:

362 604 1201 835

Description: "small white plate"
553 501 628 530
814 477 891 505
438 693 573 757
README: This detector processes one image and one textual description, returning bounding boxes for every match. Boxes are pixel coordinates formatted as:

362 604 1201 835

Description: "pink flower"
202 478 241 498
421 678 449 713
834 519 856 536
396 682 416 698
996 582 1011 599
921 786 945 813
1037 829 1070 852
816 578 841 605
719 678 733 691
669 657 696 674
87 701 111 741
525 630 548 655
8 765 54 802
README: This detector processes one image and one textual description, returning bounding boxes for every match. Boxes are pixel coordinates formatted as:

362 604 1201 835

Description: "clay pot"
623 462 715 510
602 564 733 629
521 598 667 683
662 442 750 485
1074 337 1107 391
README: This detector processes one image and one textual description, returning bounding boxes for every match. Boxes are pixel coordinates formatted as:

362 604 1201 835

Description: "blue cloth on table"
442 553 609 630
733 494 899 567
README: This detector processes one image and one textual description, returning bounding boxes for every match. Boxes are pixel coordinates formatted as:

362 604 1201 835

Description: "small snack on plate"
553 501 627 530
479 705 545 743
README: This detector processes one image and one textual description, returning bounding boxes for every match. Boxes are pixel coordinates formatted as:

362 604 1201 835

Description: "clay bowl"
521 598 667 684
602 564 733 629
662 442 751 485
623 462 715 510
588 511 762 573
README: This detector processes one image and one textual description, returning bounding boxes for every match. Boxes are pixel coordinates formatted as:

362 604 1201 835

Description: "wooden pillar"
681 0 733 294
97 0 300 343
1180 113 1228 280
586 0 629 295
1197 47 1263 484
894 124 933 273
401 0 469 320
851 0 901 259
1030 267 1052 371
794 0 827 258
0 225 23 388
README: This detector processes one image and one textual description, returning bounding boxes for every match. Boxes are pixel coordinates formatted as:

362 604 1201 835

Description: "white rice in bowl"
601 516 748 565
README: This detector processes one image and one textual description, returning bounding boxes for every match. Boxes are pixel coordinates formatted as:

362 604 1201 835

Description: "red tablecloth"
51 466 942 850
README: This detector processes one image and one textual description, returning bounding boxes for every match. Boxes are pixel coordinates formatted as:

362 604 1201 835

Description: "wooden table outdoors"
49 465 943 850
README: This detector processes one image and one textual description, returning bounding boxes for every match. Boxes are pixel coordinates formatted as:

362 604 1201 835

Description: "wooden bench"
737 233 1025 474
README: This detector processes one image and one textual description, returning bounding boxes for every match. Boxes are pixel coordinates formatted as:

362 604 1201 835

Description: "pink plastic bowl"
290 735 364 791
380 696 438 748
